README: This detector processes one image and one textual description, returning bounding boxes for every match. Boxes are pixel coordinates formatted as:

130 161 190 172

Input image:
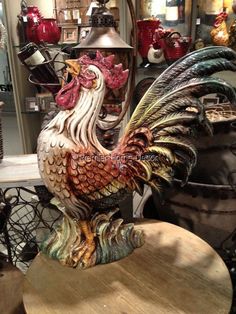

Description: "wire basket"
0 187 62 272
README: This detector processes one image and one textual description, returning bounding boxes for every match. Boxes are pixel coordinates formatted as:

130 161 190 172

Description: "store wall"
27 0 54 18
3 0 41 153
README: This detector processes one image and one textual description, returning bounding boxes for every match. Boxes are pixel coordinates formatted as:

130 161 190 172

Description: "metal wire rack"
0 186 62 272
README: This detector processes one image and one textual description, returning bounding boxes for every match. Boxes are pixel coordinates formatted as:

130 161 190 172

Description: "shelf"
13 42 78 49
137 63 168 71
21 111 48 114
1 111 17 115
58 23 90 27
136 64 168 79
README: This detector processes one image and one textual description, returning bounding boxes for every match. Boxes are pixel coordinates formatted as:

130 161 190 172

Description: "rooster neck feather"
46 65 109 154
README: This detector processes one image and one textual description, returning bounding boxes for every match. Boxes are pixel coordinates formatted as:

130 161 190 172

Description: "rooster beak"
65 59 80 77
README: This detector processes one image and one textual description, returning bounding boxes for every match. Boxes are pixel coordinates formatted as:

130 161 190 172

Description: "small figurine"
194 38 205 51
147 28 169 64
211 12 229 46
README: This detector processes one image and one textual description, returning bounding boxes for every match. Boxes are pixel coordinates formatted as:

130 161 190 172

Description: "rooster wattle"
38 47 236 268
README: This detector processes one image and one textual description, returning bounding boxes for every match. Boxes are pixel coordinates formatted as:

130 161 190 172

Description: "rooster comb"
79 50 129 89
55 51 129 109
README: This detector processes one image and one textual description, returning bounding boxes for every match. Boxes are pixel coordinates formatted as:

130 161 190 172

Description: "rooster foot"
71 220 96 269
41 209 145 268
40 216 97 269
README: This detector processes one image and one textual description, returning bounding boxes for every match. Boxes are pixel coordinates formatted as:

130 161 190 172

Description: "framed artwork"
25 97 39 112
36 93 55 112
78 26 91 43
201 95 220 107
60 25 78 43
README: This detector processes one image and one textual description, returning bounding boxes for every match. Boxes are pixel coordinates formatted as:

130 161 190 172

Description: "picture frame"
25 97 39 112
201 95 220 107
36 93 55 112
60 24 78 43
78 26 91 43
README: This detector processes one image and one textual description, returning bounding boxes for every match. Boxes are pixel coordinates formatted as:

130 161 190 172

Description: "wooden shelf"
0 154 42 188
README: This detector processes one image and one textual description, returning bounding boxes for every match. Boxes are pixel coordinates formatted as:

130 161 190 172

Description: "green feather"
170 58 236 88
158 46 236 90
154 136 197 166
158 125 193 137
147 146 175 164
127 47 236 133
150 112 198 130
152 168 172 185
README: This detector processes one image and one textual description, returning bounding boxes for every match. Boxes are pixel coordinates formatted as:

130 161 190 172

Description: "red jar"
37 18 61 44
25 5 42 43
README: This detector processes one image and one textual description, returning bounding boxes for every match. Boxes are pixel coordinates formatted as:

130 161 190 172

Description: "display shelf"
3 0 129 154
1 111 17 115
134 0 196 92
21 111 47 114
13 42 77 49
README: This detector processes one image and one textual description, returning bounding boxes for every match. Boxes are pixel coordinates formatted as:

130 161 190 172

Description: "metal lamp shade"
73 26 133 105
74 26 132 50
72 3 136 131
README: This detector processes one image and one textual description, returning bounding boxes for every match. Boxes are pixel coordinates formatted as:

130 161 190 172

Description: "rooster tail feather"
130 77 236 132
119 47 236 193
128 46 236 131
158 46 236 91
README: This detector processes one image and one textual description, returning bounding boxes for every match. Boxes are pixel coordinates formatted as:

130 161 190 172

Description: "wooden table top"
0 260 25 314
23 221 233 314
0 154 42 188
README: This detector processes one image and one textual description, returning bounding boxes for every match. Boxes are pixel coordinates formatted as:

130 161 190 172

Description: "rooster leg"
77 220 96 268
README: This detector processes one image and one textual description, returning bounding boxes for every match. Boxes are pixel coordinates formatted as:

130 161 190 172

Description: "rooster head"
56 51 129 110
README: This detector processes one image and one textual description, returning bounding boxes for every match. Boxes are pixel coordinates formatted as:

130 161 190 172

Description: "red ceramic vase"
25 5 42 43
37 18 61 44
137 20 162 59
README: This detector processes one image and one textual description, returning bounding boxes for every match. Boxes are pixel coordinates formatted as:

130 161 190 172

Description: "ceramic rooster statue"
38 47 236 269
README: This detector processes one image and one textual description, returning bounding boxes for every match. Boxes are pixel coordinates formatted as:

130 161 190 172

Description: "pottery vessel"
37 18 61 44
25 5 42 43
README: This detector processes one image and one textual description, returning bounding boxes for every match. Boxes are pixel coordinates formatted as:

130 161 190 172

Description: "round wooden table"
23 221 233 314
0 259 25 314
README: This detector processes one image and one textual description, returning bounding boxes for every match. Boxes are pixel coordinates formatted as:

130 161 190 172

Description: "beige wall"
3 0 45 152
4 0 54 45
27 0 54 18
